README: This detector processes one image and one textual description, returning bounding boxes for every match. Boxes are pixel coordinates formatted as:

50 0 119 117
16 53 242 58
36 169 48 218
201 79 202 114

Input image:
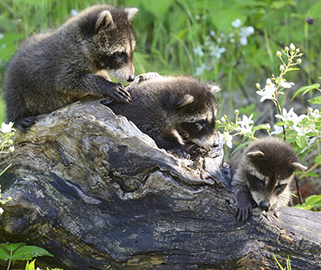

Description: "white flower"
275 108 305 126
271 124 284 135
8 146 14 153
193 45 204 57
232 19 242 28
71 9 78 16
195 64 206 76
239 36 248 46
239 26 254 46
279 65 285 71
219 131 233 148
243 26 255 36
256 79 276 102
0 207 3 215
210 45 226 59
279 81 294 89
309 108 320 119
237 114 254 134
0 122 14 133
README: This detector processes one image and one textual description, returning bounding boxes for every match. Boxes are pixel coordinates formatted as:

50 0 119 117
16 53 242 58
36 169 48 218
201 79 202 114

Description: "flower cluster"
255 43 303 104
0 122 15 154
217 110 270 148
193 18 254 76
272 107 321 154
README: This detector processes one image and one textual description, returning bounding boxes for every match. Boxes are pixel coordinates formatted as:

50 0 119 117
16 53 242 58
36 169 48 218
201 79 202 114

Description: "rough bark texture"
0 98 320 270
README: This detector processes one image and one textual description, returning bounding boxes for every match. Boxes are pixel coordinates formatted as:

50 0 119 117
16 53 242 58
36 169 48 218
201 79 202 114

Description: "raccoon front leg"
14 116 37 133
79 74 131 102
234 187 253 224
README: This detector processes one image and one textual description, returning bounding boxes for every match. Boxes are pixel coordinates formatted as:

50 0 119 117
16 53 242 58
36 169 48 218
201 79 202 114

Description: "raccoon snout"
259 201 270 211
127 75 135 82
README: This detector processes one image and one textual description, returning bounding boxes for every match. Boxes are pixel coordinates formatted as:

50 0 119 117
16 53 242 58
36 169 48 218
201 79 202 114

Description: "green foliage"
273 254 291 270
0 243 53 270
294 194 321 211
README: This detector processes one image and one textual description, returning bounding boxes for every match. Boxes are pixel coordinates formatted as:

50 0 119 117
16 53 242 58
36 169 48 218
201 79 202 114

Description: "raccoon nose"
259 201 270 211
127 75 135 82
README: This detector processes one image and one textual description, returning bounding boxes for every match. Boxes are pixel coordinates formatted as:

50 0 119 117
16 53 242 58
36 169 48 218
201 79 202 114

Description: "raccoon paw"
15 116 37 133
235 191 253 224
106 82 131 103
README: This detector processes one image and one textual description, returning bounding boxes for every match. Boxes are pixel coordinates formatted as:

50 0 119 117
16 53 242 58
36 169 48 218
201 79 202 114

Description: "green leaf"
0 246 10 261
25 259 36 270
12 246 53 261
253 124 271 132
292 83 320 100
295 136 306 148
305 194 321 206
315 155 321 165
0 243 26 253
301 171 318 178
308 95 321 105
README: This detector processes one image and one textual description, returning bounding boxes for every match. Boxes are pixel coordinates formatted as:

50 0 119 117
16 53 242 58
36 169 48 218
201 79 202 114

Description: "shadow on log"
0 97 320 269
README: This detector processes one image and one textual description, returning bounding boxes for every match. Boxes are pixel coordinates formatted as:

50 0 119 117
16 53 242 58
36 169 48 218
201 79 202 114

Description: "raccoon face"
244 139 307 211
93 8 138 82
245 165 293 211
177 109 216 148
168 84 219 149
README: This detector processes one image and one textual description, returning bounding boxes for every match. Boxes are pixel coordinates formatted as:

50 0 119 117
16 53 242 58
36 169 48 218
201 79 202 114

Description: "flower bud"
285 47 289 52
235 109 239 116
290 43 295 51
276 51 282 57
297 58 302 64
255 83 261 89
280 65 285 71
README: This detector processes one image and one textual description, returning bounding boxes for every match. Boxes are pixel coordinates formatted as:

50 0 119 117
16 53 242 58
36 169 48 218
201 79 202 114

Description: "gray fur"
3 4 138 131
229 137 307 223
105 74 219 152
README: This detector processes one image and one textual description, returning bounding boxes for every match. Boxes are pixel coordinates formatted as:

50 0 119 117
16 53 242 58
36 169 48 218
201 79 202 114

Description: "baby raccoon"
104 74 220 152
3 4 138 132
229 137 307 223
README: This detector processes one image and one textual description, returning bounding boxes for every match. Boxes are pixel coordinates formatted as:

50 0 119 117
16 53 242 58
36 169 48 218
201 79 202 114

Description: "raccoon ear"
291 162 308 171
95 10 114 31
247 151 264 158
209 84 220 93
176 94 194 108
124 8 139 21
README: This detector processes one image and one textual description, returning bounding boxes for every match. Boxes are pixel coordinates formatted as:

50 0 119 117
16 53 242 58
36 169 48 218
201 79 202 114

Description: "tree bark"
0 96 320 269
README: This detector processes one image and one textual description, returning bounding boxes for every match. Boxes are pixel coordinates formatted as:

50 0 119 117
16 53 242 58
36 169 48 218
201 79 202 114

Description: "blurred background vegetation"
0 0 320 120
0 0 320 201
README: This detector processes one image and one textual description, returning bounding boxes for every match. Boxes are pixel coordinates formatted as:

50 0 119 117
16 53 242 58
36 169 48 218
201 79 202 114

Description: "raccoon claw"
106 83 131 103
15 116 37 132
236 205 252 224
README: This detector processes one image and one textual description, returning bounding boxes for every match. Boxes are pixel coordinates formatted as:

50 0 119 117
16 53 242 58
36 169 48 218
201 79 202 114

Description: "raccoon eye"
114 51 126 61
246 172 264 190
275 184 287 195
195 120 207 131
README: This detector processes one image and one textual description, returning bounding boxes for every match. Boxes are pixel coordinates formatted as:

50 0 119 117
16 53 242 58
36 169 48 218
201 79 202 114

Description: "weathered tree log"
0 97 320 270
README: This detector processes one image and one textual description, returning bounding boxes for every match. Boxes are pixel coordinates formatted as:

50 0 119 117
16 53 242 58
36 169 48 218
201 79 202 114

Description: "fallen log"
0 87 320 269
